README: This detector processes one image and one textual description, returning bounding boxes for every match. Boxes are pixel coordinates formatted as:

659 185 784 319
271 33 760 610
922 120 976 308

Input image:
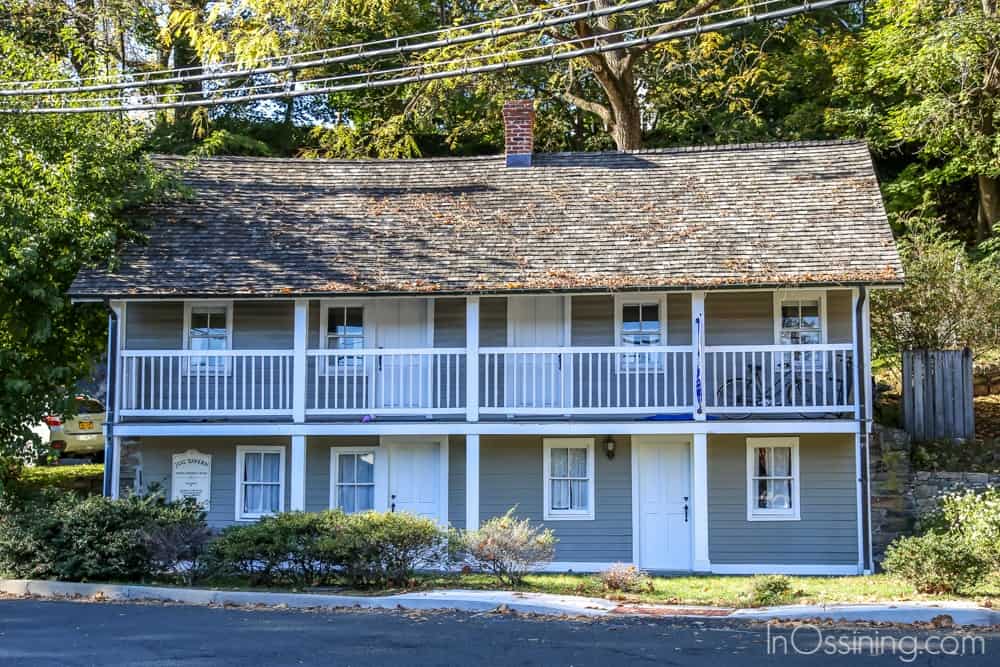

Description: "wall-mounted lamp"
604 436 616 460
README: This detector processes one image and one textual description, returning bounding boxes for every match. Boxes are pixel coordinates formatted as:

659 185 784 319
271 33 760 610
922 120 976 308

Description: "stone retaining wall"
870 424 999 563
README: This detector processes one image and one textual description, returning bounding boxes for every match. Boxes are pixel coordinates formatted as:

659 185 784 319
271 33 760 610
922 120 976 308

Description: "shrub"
0 490 207 582
335 511 447 587
743 575 794 607
457 509 557 586
922 488 1000 571
207 511 342 587
599 563 652 593
883 532 989 594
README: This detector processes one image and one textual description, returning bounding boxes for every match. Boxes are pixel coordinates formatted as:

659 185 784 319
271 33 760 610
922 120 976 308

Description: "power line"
3 0 852 114
34 0 792 110
0 0 657 95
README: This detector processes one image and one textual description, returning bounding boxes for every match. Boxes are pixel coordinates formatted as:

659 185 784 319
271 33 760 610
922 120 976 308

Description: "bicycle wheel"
717 379 752 420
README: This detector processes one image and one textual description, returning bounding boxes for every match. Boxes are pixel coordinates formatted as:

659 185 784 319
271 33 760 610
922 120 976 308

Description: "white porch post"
465 434 480 529
293 299 308 423
691 291 706 420
290 434 306 511
692 432 710 571
466 296 480 422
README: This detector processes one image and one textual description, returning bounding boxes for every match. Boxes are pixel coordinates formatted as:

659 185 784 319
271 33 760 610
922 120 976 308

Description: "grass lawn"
404 572 1000 608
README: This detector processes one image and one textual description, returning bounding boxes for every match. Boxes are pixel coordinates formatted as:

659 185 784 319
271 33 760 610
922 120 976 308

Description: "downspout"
102 305 118 498
855 287 873 573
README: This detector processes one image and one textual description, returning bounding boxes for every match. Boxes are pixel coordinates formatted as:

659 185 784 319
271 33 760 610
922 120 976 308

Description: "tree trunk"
978 174 1000 240
608 95 643 150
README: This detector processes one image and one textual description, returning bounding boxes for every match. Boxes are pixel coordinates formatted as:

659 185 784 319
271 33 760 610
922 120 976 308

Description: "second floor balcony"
113 290 864 422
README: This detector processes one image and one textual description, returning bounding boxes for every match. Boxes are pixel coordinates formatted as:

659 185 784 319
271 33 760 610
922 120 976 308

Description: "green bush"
922 488 1000 571
743 575 794 607
206 510 446 588
0 490 207 582
335 511 447 588
883 532 989 594
456 509 557 586
208 511 344 587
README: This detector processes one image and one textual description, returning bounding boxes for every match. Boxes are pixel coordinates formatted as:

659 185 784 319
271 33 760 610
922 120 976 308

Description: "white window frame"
543 438 596 521
235 445 286 522
329 447 377 513
746 437 801 522
182 300 233 375
772 291 827 345
319 300 370 376
614 294 668 372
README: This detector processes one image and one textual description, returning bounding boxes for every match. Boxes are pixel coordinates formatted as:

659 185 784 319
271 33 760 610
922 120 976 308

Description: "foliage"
870 220 1000 362
882 532 989 594
335 511 448 588
0 36 172 490
740 575 795 607
598 563 652 594
0 491 207 582
207 511 340 586
207 510 446 588
456 508 557 586
12 464 104 496
883 487 1000 594
921 488 1000 572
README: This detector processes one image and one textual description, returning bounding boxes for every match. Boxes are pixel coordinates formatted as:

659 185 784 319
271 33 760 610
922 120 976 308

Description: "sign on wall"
171 450 212 510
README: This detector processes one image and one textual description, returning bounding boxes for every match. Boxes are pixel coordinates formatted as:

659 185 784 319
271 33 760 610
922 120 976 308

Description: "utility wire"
4 0 851 114
0 0 659 95
41 0 792 109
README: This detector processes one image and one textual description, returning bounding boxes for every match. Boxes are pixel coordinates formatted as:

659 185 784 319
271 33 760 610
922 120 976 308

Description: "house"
70 100 903 575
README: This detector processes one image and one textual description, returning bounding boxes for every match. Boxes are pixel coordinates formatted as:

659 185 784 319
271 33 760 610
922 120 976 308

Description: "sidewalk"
3 579 999 626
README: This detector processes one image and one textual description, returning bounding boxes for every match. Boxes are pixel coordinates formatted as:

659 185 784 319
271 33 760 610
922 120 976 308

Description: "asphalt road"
1 599 997 666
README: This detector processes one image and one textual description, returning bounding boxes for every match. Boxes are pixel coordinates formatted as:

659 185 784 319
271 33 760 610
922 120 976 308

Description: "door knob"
390 494 396 513
683 496 689 522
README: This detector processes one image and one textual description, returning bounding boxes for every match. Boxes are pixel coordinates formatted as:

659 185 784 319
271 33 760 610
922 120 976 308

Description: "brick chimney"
502 99 535 168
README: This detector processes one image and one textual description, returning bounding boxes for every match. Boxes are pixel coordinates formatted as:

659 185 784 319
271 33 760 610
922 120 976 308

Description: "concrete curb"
3 580 999 626
0 580 614 617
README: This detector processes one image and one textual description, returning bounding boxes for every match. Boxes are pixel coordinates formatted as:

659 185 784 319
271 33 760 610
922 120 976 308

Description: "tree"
832 0 1000 241
870 219 1000 364
0 36 171 489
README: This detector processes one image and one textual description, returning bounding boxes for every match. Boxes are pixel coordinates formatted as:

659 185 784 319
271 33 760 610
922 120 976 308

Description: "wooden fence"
902 349 975 442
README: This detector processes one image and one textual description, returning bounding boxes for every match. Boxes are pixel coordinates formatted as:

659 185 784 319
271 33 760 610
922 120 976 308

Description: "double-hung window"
323 305 365 374
616 296 666 371
774 292 827 373
332 449 375 513
236 446 285 521
746 437 800 521
184 302 232 374
543 438 595 520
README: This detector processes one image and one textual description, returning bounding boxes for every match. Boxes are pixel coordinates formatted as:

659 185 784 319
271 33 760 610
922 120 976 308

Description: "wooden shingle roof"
69 140 903 299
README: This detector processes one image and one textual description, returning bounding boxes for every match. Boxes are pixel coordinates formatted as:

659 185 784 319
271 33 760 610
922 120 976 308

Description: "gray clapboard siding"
479 436 632 562
707 434 858 565
705 292 773 345
139 436 291 529
449 436 467 530
125 302 183 349
827 290 853 344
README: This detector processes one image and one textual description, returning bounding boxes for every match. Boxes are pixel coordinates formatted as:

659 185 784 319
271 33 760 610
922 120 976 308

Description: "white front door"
373 299 429 409
507 295 567 408
388 442 441 521
636 439 692 570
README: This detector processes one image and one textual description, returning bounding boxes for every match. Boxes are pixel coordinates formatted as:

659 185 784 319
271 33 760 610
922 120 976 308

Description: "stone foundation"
869 424 1000 563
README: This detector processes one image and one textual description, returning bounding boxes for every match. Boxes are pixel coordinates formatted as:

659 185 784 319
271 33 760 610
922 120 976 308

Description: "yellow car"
45 396 106 458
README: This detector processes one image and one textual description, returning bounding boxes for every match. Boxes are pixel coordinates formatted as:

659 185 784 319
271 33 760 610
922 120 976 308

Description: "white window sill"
747 513 800 522
544 511 595 521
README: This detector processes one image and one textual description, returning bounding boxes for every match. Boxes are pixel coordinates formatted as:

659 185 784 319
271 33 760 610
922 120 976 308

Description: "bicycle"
714 358 850 419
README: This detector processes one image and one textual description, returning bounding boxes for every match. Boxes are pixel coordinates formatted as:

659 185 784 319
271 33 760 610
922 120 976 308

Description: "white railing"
479 346 695 415
703 345 855 414
119 350 295 416
306 348 466 416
